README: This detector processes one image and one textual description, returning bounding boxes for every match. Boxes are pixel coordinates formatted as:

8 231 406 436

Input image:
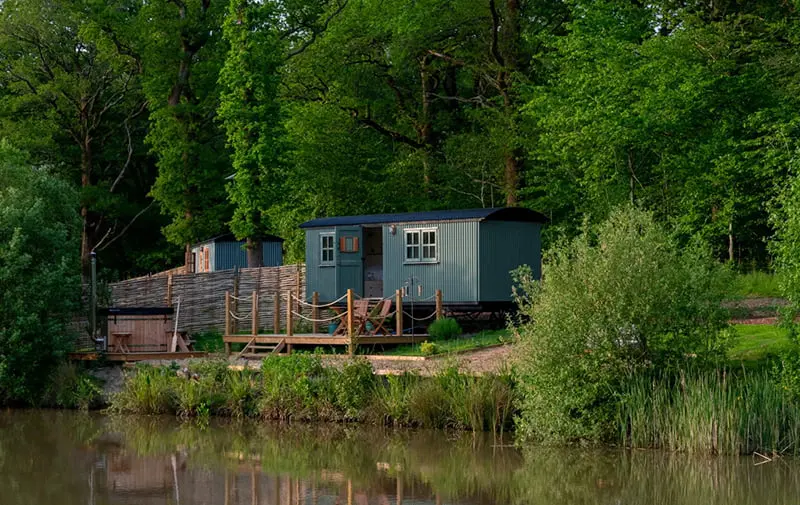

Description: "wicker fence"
110 265 306 334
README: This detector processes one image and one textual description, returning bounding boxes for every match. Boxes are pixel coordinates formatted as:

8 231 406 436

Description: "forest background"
0 0 797 279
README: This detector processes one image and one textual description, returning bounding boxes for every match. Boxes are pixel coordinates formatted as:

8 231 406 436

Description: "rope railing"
290 310 347 323
402 310 438 322
291 292 348 308
229 310 253 321
230 294 253 302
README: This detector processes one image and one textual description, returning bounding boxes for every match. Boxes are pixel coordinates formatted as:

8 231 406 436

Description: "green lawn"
729 323 794 364
378 329 510 357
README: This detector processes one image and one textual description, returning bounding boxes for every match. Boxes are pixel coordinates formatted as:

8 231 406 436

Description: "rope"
229 311 253 321
406 293 436 302
230 294 252 302
292 292 348 308
402 310 438 322
290 311 347 323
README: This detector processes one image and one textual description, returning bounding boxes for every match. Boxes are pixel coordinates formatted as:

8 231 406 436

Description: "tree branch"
285 0 349 60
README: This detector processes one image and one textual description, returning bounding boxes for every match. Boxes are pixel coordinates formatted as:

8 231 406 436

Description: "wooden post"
295 264 301 314
435 289 443 320
396 289 403 337
273 293 281 334
232 268 240 334
347 288 354 355
251 291 259 336
166 274 173 307
286 291 294 337
224 291 232 355
312 291 319 335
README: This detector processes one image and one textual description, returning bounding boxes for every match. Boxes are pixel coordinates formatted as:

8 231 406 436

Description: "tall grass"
617 369 800 455
110 356 515 433
733 271 781 298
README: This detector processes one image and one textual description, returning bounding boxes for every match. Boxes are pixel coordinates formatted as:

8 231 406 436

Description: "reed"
617 368 800 455
110 355 516 432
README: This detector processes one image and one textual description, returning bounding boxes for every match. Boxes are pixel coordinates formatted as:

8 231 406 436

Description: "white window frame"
404 227 438 264
320 232 335 266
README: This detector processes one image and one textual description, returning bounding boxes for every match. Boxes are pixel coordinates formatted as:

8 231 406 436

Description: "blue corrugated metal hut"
300 208 546 307
191 234 283 272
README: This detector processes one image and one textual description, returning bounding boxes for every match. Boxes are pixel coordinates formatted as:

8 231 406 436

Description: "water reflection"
1 410 800 505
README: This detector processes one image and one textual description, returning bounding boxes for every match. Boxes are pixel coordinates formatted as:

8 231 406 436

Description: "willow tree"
217 0 283 267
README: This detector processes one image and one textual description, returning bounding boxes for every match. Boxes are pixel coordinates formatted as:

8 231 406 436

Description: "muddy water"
0 410 799 505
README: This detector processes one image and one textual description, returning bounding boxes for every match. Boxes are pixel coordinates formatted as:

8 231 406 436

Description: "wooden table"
110 332 132 353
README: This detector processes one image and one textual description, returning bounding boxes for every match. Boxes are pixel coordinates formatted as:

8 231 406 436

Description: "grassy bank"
110 355 515 433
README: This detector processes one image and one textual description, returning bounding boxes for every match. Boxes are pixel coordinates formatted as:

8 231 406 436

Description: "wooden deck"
224 333 429 347
69 351 208 362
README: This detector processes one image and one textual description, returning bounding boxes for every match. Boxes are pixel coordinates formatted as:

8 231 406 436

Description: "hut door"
336 226 364 298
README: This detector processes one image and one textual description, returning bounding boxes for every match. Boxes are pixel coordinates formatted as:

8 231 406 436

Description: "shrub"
420 341 440 356
333 358 375 419
428 318 462 341
513 206 732 443
0 145 81 403
259 354 332 419
43 362 102 410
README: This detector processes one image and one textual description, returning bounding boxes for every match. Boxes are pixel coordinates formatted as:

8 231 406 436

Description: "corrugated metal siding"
213 241 283 270
305 228 337 302
479 221 541 302
382 221 479 303
214 241 243 271
262 242 283 267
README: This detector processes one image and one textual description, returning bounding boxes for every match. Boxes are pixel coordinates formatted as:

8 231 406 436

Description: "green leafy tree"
513 206 731 443
0 144 80 403
0 0 153 281
217 0 283 267
141 0 232 267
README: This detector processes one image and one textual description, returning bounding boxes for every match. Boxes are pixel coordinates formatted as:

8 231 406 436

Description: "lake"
1 410 799 505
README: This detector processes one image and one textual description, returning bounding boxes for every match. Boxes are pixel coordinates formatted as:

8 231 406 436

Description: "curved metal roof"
299 207 547 229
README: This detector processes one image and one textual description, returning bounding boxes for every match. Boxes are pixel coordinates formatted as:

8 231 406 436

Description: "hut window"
320 233 335 265
405 228 437 263
204 247 210 272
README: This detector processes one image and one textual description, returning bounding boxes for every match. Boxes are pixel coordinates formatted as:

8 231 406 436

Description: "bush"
259 353 333 419
428 318 462 341
513 206 732 443
0 145 81 403
333 358 375 419
420 341 440 356
43 363 102 410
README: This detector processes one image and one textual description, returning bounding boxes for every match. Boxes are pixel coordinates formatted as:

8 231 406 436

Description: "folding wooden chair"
368 300 393 336
333 299 370 335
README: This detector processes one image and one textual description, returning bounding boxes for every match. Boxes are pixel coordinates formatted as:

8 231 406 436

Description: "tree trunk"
80 134 94 283
184 243 193 273
246 237 263 268
728 221 734 263
504 152 520 206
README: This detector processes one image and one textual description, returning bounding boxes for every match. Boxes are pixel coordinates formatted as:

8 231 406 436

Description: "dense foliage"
0 0 796 274
513 207 731 442
0 146 81 403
